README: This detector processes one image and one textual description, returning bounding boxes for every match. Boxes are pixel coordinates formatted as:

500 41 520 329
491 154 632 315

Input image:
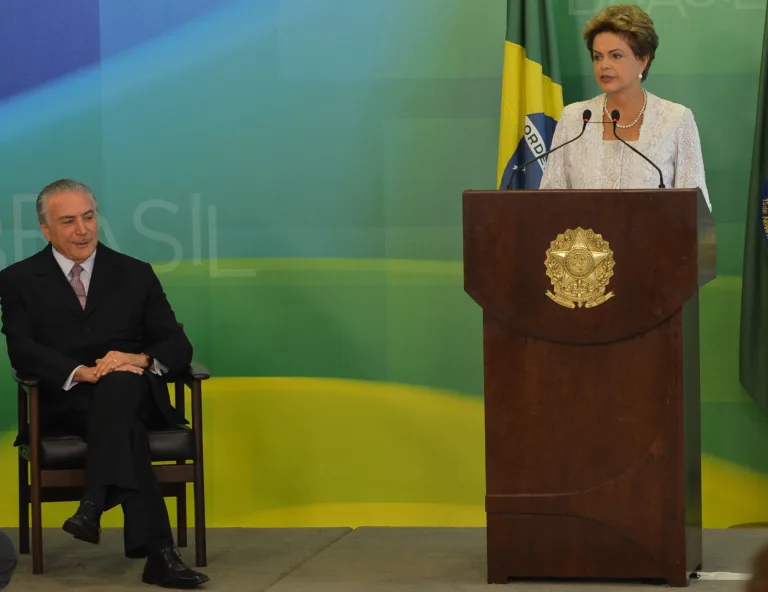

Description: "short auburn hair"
583 4 659 81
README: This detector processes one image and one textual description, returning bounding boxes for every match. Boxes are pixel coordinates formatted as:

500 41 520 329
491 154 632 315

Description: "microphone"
506 109 592 190
610 109 665 188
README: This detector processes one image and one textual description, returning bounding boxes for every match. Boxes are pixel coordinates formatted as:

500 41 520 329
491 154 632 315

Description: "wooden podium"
462 189 716 587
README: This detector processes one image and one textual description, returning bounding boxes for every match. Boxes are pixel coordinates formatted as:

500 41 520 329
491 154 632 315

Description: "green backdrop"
0 0 765 529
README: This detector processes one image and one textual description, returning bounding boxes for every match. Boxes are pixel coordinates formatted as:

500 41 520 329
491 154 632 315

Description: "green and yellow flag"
739 11 768 413
497 0 564 190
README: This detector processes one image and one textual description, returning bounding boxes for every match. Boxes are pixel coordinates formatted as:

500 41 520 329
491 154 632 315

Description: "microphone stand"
506 112 592 190
610 110 665 188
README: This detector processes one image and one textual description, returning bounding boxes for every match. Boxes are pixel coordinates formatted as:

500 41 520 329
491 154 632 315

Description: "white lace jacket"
539 91 712 212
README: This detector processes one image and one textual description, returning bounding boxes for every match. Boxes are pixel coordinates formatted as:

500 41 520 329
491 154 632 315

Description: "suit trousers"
62 372 174 558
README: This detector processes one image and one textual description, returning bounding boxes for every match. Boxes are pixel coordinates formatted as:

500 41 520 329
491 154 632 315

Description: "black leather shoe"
141 546 209 589
62 500 101 544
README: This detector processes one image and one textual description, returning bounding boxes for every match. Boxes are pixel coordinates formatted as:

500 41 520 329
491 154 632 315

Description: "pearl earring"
638 73 643 79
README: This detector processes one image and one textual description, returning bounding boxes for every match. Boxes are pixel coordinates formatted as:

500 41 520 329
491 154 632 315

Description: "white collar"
51 246 97 277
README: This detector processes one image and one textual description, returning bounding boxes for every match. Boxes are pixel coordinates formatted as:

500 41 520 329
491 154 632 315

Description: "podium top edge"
462 188 700 195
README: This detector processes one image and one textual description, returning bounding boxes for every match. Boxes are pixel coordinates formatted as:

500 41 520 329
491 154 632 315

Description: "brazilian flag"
739 10 768 414
498 0 564 190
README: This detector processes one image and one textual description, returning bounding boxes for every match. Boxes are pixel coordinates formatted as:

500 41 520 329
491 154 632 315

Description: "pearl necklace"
603 89 647 129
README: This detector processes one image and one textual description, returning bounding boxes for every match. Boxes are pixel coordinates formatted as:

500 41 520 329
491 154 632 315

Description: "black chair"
14 352 209 575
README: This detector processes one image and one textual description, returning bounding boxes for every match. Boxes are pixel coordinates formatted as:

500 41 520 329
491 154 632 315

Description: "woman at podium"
539 4 712 212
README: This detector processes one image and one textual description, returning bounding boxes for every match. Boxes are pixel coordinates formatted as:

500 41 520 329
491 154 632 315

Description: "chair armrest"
186 361 210 381
12 370 40 388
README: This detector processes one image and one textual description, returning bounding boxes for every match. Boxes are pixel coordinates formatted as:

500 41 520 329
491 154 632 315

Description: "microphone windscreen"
611 109 621 122
582 109 592 122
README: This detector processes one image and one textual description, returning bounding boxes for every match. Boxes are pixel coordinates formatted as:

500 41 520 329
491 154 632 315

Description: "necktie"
70 264 87 309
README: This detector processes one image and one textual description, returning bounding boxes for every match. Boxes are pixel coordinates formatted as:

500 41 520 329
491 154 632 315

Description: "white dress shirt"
52 247 168 390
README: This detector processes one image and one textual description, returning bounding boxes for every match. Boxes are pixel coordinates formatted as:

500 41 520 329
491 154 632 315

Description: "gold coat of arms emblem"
544 227 615 309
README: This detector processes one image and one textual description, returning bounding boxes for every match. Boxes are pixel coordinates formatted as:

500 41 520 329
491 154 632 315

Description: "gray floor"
3 527 764 591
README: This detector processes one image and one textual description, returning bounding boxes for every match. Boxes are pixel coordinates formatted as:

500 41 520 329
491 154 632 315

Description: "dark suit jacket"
0 242 192 436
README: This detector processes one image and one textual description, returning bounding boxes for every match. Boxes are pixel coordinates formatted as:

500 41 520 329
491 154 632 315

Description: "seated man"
0 179 209 589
